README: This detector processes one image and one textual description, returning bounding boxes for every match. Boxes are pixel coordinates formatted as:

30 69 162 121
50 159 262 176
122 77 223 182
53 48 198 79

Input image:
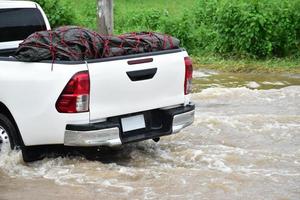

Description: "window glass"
0 8 47 42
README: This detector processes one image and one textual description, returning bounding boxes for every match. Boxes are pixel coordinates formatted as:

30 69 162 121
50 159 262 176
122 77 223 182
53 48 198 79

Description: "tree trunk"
97 0 113 35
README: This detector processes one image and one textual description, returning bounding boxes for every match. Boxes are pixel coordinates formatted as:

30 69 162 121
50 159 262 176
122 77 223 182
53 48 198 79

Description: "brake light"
56 71 90 113
184 57 193 95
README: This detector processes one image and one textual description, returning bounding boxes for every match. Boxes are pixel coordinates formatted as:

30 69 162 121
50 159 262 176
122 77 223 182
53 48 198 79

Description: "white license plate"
121 114 146 132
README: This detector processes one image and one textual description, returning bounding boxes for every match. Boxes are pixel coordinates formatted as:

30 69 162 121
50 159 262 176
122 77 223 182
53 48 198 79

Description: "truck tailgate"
88 50 187 121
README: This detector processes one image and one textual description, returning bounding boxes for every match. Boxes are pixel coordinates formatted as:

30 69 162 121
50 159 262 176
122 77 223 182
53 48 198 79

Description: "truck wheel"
0 113 41 162
0 113 16 152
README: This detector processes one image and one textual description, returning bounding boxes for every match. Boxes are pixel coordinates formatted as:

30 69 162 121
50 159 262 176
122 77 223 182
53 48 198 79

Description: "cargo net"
14 26 180 62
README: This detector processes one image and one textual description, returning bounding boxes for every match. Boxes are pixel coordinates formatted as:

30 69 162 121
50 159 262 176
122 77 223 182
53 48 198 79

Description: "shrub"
213 0 300 58
35 0 74 28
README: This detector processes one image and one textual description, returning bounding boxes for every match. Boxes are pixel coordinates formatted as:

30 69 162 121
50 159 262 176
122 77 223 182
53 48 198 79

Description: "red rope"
17 27 178 61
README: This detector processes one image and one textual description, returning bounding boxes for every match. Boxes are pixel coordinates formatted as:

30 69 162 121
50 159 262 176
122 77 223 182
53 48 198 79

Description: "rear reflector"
56 71 90 113
184 57 193 95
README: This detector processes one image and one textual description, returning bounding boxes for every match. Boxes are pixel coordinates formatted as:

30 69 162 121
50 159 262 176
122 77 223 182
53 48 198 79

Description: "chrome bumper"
64 104 195 147
172 110 195 133
64 127 121 147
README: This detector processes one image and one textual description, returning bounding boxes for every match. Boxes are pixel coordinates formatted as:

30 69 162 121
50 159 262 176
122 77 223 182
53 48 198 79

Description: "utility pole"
97 0 114 35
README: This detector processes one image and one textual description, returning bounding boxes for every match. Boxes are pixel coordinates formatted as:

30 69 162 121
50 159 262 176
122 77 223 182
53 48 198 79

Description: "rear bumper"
64 103 195 147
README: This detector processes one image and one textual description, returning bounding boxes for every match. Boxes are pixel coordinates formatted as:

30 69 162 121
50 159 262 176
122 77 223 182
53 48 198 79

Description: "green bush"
35 0 75 28
114 0 300 59
212 0 300 58
114 9 169 33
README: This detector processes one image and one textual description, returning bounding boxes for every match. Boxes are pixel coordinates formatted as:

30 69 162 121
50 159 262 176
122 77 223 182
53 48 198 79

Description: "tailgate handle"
126 68 157 81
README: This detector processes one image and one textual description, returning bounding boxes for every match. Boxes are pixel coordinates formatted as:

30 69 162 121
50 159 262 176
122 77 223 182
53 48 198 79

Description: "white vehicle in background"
0 1 195 162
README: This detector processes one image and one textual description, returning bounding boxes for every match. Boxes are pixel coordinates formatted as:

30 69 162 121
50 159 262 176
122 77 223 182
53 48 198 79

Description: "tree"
97 0 114 35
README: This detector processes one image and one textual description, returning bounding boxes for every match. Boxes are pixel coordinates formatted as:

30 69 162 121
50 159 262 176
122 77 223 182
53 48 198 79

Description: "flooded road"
1 70 300 200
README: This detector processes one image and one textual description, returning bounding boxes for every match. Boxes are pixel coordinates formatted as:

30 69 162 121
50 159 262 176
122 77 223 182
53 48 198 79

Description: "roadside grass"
115 0 196 16
63 0 97 30
62 0 197 31
114 0 197 33
193 55 300 73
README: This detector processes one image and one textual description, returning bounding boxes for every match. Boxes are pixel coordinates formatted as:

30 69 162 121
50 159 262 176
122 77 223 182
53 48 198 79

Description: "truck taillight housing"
56 71 90 113
184 57 193 95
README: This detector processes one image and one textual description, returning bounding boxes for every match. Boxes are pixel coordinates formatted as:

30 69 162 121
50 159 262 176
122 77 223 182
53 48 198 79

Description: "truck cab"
0 0 50 56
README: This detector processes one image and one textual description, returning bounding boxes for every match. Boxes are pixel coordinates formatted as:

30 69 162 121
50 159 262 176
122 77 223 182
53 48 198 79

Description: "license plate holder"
121 114 146 132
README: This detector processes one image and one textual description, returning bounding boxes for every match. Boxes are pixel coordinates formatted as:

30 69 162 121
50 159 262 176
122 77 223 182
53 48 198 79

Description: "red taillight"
184 57 193 95
56 71 90 113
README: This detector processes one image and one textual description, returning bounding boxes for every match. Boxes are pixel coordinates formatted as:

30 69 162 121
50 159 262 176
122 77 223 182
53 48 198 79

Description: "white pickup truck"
0 1 195 162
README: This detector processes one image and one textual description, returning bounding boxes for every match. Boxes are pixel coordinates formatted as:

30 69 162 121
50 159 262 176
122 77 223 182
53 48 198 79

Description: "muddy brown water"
1 70 300 200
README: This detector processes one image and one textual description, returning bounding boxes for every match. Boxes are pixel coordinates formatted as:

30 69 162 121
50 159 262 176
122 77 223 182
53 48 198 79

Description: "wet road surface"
1 70 300 200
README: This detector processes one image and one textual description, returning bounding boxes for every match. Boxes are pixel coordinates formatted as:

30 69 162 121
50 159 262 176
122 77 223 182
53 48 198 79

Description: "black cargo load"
14 26 180 62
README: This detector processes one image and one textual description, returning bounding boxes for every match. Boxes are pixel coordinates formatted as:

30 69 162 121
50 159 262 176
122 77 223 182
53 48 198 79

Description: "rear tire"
0 113 42 162
0 113 17 152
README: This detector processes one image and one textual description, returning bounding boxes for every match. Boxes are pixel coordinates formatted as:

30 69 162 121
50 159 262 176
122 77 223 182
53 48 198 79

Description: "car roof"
0 1 36 9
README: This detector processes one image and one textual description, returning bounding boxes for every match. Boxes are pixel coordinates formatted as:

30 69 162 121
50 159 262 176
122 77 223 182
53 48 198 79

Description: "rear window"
0 8 47 42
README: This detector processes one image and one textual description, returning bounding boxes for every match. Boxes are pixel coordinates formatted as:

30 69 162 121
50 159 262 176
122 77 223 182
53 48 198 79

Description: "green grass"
193 55 300 73
63 0 197 31
62 0 97 30
114 0 197 15
114 0 197 33
115 0 196 15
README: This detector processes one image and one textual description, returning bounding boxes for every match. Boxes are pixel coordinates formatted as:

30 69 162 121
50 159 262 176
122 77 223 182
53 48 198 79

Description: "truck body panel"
88 50 188 121
0 1 194 151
